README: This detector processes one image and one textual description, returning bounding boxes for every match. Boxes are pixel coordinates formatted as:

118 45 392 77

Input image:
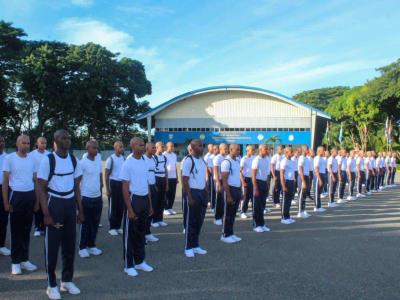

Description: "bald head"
166 141 174 153
114 141 124 155
86 139 99 158
246 144 255 156
53 129 71 151
258 144 268 157
145 142 156 156
16 134 30 154
130 137 145 157
36 136 47 152
219 143 228 155
229 144 240 158
190 139 204 157
155 141 164 154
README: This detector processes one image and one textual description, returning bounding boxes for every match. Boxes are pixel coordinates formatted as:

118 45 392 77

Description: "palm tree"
265 135 281 154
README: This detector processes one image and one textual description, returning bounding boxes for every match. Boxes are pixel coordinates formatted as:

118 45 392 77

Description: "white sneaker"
158 221 168 227
337 199 345 204
220 236 237 243
163 210 171 216
316 207 326 212
78 248 90 258
117 228 123 234
253 226 264 233
60 282 80 295
302 211 311 218
328 202 337 208
367 192 371 195
182 228 186 234
145 234 159 242
169 209 177 215
135 261 154 272
11 264 22 275
185 248 195 258
214 219 223 226
321 194 327 198
275 204 281 208
108 229 118 236
124 267 138 277
261 225 271 232
281 219 292 225
288 218 296 224
231 235 242 242
240 212 248 219
88 247 102 256
21 261 38 271
46 287 61 300
151 222 160 228
193 247 207 254
264 208 271 214
0 247 10 256
297 212 304 218
379 186 383 190
291 200 297 205
295 193 299 197
34 230 41 237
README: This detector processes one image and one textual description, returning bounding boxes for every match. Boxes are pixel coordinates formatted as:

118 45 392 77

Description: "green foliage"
293 86 350 111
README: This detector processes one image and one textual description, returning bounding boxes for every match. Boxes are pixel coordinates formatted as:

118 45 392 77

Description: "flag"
385 117 389 142
325 122 329 143
388 119 392 145
338 123 343 143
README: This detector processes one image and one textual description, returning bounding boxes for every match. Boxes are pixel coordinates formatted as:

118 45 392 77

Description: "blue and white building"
138 86 330 156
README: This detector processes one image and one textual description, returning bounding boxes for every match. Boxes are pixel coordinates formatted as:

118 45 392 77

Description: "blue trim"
137 85 331 120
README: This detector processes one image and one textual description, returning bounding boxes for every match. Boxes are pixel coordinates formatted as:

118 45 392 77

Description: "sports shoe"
253 226 264 233
193 247 207 254
169 209 177 215
108 229 118 236
231 235 242 242
281 219 292 225
78 248 90 258
151 222 160 228
182 228 185 234
185 249 195 258
337 198 345 204
145 234 159 242
314 207 326 212
117 228 123 234
366 192 371 195
288 218 296 224
262 225 271 232
291 200 297 205
34 230 41 237
11 264 22 275
88 247 102 256
135 261 154 272
0 247 10 256
158 221 168 227
302 211 311 218
295 193 299 197
328 202 337 208
21 261 38 271
214 219 222 226
297 212 304 218
274 204 281 208
124 267 138 277
240 212 248 219
163 210 171 216
264 208 271 213
60 282 80 295
220 236 237 243
46 287 61 300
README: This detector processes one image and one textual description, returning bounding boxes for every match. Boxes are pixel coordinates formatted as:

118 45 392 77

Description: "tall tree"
293 86 350 111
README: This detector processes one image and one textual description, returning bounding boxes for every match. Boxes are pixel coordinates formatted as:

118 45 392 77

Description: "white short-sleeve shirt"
163 151 177 179
347 158 356 172
182 156 206 189
314 156 326 174
2 152 36 192
271 153 283 171
251 155 270 181
80 155 102 198
105 154 125 181
240 155 254 178
0 152 7 184
356 156 365 171
30 149 50 172
144 155 156 185
280 157 295 180
119 156 149 196
298 155 310 175
221 156 241 187
213 154 225 180
328 156 338 173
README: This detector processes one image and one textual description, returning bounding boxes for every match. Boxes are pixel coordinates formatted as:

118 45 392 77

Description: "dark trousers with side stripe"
366 170 372 192
282 180 294 219
109 180 124 230
357 171 366 194
315 175 325 208
215 182 224 220
338 171 347 199
9 190 35 264
329 173 338 203
166 178 177 210
208 176 216 209
153 177 166 223
272 171 281 204
123 194 149 268
45 196 76 288
0 185 8 248
298 175 309 212
185 189 207 250
241 177 253 213
348 172 356 196
223 186 241 237
182 189 188 230
387 167 392 186
253 179 269 227
146 184 157 235
391 168 396 184
381 169 386 187
34 208 44 232
79 196 102 250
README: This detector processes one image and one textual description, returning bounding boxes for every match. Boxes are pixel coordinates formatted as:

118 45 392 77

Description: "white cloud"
70 0 94 7
116 4 174 16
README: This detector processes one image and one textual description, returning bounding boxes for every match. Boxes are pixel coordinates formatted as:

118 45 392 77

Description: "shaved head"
16 134 30 154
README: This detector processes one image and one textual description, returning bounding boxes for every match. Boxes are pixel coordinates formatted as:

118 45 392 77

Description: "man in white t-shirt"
2 135 39 275
280 146 296 224
336 149 348 202
271 145 284 208
30 137 50 237
0 135 10 256
37 129 84 299
390 152 397 185
204 144 214 210
327 148 339 207
181 144 193 233
163 142 178 215
213 143 228 225
207 145 219 211
77 140 103 259
153 142 168 227
221 144 242 244
240 145 255 219
356 150 366 197
297 145 311 218
105 141 125 236
181 139 208 258
313 146 327 212
347 150 357 200
120 137 154 277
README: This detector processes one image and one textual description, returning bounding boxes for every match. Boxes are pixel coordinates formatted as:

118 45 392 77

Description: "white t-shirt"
280 157 295 180
251 155 270 181
80 155 102 198
314 155 326 174
379 157 385 168
37 153 82 198
2 152 36 192
154 154 167 178
144 155 156 185
105 154 125 181
240 155 254 178
182 156 206 189
322 157 328 171
307 156 314 173
391 157 396 167
0 152 7 184
30 149 50 172
291 156 299 171
213 154 225 180
221 156 241 187
328 156 338 173
206 153 215 169
347 158 356 172
271 153 283 171
119 156 149 196
163 151 177 179
298 155 310 175
356 156 365 171
82 152 102 162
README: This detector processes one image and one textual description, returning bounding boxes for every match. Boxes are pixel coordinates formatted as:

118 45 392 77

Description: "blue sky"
1 0 399 107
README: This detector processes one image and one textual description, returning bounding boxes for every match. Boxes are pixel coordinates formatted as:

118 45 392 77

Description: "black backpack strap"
163 155 167 169
70 153 77 171
109 156 114 173
188 155 195 175
48 153 56 182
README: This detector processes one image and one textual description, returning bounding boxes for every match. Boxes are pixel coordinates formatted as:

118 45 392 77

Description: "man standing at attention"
163 142 178 216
